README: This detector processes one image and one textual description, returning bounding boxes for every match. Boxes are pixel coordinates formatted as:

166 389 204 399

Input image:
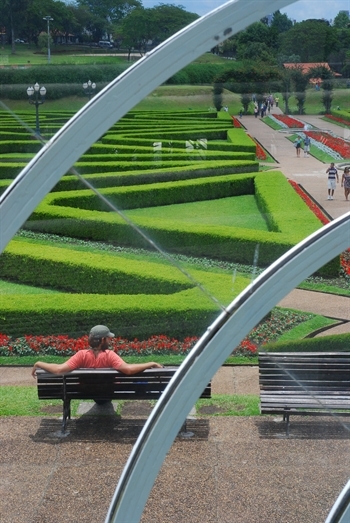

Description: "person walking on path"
341 166 350 201
303 135 311 157
31 325 163 378
294 136 302 157
326 162 339 200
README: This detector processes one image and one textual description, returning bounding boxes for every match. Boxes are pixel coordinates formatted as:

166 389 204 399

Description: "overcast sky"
141 0 350 22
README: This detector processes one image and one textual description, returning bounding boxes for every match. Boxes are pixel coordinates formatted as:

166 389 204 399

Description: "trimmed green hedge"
0 240 193 294
330 109 350 123
50 161 258 192
24 171 337 273
263 333 350 352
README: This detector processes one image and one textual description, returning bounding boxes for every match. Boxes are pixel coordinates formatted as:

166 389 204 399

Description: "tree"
279 20 338 62
280 68 293 114
237 42 276 64
0 0 28 51
333 11 350 29
270 10 293 33
149 4 198 46
214 61 282 113
119 7 153 58
288 65 309 114
77 0 141 26
212 82 223 111
307 66 334 113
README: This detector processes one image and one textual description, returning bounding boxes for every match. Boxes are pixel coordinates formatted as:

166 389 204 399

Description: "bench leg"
284 412 290 437
62 398 71 433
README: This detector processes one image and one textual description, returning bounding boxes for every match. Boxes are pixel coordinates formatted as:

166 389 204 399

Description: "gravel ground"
1 366 350 523
1 414 350 523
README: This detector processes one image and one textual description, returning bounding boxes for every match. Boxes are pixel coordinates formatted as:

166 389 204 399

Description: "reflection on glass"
1 4 350 521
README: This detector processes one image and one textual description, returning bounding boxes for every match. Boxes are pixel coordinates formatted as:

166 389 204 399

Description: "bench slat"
258 352 350 435
36 367 211 432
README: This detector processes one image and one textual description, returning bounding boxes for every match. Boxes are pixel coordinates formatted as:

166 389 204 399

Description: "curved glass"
0 0 350 522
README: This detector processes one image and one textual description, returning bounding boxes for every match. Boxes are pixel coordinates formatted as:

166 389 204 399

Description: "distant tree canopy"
279 20 339 62
333 11 350 29
215 61 282 97
117 4 198 55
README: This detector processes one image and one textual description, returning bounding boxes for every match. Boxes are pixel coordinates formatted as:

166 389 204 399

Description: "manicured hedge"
24 172 334 271
0 240 193 294
50 161 258 192
330 109 350 124
263 333 350 352
0 293 219 339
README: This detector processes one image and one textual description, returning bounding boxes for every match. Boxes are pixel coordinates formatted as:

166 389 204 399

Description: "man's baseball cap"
89 325 115 338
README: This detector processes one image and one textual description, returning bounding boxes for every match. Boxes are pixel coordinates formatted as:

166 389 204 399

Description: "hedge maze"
0 110 330 339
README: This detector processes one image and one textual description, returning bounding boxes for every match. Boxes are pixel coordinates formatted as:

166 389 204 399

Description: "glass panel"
1 2 350 522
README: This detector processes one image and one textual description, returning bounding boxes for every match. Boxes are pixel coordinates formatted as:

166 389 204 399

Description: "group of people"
253 95 276 118
326 163 350 201
293 135 311 158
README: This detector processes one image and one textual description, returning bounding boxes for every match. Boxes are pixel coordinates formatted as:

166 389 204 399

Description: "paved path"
242 109 350 219
240 110 350 335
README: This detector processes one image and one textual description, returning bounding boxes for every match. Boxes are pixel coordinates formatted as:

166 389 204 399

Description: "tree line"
218 11 350 77
0 0 198 55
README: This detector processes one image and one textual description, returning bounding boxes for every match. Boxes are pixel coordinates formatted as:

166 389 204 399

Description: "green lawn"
0 386 259 417
126 195 270 230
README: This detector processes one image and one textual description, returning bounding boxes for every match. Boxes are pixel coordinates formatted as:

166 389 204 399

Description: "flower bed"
271 114 305 128
305 131 350 160
325 114 350 127
231 116 243 128
289 180 350 279
288 180 329 225
247 133 267 160
0 310 313 359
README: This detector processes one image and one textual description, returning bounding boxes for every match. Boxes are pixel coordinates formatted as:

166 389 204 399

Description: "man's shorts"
328 179 336 190
304 145 310 152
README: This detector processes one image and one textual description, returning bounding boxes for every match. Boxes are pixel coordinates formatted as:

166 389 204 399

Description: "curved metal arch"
106 213 350 523
0 0 297 254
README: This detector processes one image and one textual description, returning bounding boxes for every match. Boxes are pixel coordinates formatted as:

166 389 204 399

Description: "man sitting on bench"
31 324 163 378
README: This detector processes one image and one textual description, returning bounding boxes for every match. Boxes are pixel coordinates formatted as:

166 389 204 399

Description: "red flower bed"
289 180 350 277
273 114 304 128
325 114 350 127
231 116 243 128
305 131 350 159
247 133 267 160
288 180 329 225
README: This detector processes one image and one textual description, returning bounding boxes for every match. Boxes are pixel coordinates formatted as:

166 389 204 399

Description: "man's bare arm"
31 361 73 378
117 361 163 375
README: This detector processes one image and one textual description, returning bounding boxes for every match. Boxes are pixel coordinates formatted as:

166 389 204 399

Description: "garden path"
241 110 350 337
242 109 350 219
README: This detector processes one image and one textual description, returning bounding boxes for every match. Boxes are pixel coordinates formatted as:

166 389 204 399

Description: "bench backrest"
258 352 350 393
37 367 211 401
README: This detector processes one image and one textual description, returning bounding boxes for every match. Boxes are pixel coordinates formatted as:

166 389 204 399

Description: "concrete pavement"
241 109 350 219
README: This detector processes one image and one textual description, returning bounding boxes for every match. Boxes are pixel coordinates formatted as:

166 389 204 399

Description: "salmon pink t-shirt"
66 349 125 370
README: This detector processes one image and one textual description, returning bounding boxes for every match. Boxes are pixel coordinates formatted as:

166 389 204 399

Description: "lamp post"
83 80 96 100
43 16 53 64
27 83 46 135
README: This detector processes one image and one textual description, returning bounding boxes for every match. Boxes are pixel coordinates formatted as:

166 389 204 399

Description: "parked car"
15 39 25 43
98 41 113 49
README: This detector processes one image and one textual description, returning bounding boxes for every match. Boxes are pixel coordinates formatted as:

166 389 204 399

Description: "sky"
141 0 350 22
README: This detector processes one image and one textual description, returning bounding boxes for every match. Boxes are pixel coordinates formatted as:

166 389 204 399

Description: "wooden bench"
259 352 350 436
37 367 211 433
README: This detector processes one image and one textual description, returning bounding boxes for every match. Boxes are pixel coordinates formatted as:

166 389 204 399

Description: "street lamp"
83 80 96 100
27 82 46 135
43 16 54 64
